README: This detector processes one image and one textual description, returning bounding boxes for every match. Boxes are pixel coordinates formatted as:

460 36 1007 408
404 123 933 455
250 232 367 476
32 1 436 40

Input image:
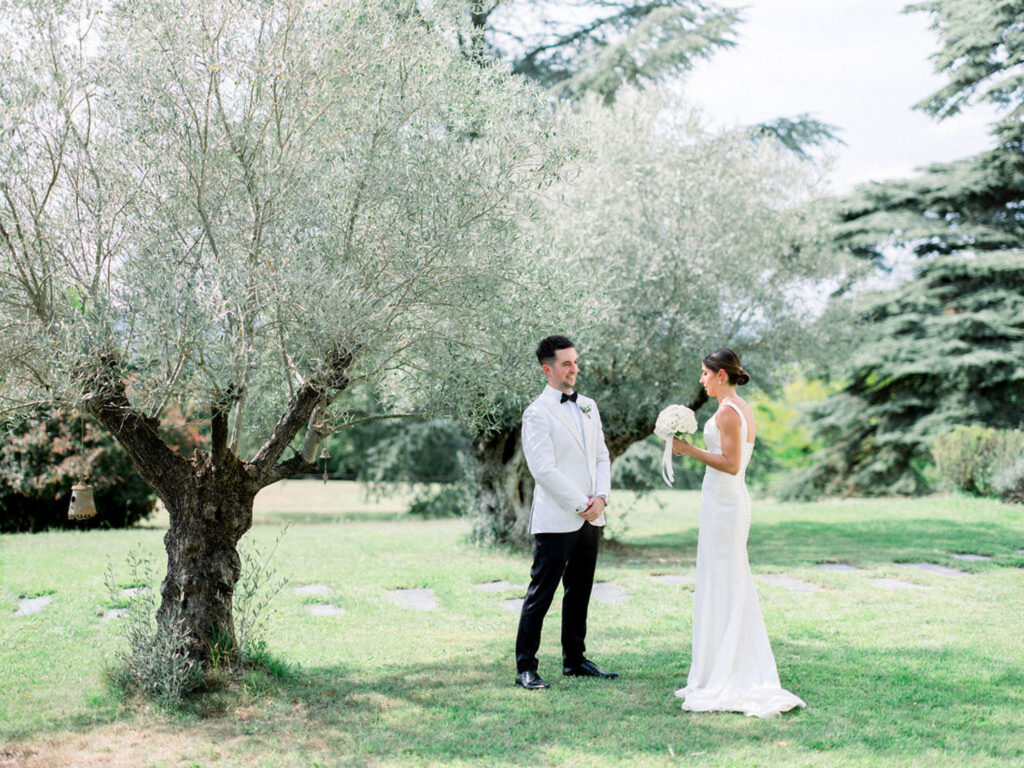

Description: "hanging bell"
67 482 98 520
319 444 331 485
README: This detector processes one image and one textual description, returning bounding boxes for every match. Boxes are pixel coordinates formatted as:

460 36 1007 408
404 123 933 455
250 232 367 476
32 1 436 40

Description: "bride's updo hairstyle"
703 348 751 386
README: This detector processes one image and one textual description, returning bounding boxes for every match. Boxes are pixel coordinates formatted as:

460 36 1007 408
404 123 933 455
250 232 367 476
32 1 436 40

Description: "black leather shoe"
515 670 551 690
563 659 618 678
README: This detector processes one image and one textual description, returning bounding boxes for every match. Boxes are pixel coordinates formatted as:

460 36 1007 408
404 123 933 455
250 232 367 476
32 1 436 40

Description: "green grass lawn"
1 482 1023 767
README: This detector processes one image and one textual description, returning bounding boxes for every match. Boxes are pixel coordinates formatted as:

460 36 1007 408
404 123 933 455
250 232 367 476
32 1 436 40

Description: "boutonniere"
579 404 592 418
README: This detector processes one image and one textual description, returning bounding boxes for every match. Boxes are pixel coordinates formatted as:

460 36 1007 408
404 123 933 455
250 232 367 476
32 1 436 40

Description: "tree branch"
82 355 190 502
210 384 241 465
248 346 356 486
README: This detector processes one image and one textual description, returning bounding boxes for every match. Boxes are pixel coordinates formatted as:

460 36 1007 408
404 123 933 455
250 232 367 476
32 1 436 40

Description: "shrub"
103 551 203 710
407 483 471 518
932 425 1024 497
104 531 290 709
321 417 469 484
232 528 290 665
993 458 1024 504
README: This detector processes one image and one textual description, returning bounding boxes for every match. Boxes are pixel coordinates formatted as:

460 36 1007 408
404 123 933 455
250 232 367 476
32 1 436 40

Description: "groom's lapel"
580 397 598 468
542 398 584 450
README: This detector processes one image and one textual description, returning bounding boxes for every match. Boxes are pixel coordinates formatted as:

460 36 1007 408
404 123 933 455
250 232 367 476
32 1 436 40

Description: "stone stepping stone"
651 574 695 585
119 586 147 598
16 596 52 615
475 580 524 592
307 604 345 616
294 583 332 596
500 598 525 612
757 574 823 593
103 608 127 621
871 578 923 590
951 554 993 562
816 563 862 572
591 582 630 603
900 562 966 577
388 588 438 610
1015 550 1024 556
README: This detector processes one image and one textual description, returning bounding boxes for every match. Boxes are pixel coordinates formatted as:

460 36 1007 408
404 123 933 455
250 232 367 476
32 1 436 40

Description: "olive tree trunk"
469 426 534 549
86 352 351 661
156 451 256 657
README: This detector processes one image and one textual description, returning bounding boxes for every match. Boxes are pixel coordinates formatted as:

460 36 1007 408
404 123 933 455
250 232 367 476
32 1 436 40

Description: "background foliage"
789 0 1024 498
932 424 1024 501
0 410 200 532
786 253 1024 499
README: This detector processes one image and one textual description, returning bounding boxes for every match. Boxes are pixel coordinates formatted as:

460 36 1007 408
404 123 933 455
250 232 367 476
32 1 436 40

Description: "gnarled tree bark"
85 348 354 661
469 425 533 549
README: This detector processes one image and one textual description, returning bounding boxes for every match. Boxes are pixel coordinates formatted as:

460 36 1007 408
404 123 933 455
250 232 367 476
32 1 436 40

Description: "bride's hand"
672 436 690 456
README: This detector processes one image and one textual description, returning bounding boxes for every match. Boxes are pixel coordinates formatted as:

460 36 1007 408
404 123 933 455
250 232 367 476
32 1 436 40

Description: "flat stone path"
476 548 1001 615
294 583 332 597
388 588 438 610
900 562 966 577
871 578 923 590
103 608 127 621
757 574 823 593
591 582 630 603
16 597 51 615
119 587 147 598
500 598 524 612
816 563 862 572
1015 550 1024 555
475 580 524 592
651 574 695 585
307 604 345 616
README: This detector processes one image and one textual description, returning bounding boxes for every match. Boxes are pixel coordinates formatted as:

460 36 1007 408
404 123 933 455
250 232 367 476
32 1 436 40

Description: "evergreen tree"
462 0 740 102
790 253 1024 498
791 0 1024 497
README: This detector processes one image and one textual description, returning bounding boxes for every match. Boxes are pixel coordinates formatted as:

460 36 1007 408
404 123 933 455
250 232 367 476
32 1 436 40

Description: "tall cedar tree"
790 0 1024 497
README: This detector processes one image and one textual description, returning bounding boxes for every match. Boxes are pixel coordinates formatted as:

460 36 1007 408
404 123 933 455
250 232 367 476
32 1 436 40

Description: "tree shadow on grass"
612 516 1024 571
9 634 1023 766
211 640 1024 766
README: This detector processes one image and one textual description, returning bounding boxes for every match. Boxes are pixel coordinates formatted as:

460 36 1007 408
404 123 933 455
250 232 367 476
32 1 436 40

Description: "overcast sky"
680 0 998 192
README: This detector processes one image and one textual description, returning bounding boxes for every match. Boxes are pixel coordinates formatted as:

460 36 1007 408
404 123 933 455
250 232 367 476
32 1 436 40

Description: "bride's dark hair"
703 348 750 386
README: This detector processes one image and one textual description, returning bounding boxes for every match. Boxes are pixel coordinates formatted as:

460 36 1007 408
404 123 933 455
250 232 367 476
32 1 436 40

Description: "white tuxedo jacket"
521 386 611 534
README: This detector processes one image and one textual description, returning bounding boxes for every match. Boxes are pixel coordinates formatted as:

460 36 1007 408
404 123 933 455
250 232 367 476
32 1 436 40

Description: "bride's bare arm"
672 407 743 475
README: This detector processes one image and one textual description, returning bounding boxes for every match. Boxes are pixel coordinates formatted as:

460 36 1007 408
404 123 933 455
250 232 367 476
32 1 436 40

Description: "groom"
514 335 617 690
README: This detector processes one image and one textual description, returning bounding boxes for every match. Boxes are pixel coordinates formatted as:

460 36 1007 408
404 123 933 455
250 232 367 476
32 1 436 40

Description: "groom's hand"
580 496 605 522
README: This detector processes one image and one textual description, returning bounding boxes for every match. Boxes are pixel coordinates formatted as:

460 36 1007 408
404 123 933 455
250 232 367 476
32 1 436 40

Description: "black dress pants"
515 521 600 673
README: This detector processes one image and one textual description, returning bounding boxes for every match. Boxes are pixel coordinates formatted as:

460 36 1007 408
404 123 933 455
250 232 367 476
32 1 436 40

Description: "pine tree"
790 0 1024 497
790 253 1024 498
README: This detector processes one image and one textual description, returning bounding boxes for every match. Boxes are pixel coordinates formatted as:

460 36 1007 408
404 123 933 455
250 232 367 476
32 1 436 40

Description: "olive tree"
470 91 852 546
0 0 578 659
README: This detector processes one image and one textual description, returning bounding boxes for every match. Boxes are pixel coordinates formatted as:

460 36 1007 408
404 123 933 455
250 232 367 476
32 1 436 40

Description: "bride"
671 349 805 717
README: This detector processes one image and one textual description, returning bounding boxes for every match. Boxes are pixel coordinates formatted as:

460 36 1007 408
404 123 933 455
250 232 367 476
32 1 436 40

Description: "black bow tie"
560 391 578 404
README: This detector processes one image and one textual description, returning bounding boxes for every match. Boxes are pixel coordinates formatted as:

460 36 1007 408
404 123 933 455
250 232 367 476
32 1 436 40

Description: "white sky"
680 0 999 192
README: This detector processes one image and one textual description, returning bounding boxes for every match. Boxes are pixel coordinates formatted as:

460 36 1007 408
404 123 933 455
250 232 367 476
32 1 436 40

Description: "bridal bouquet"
654 405 698 486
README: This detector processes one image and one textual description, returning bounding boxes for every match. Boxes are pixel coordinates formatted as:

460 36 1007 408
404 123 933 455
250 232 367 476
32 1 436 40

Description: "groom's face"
543 347 578 392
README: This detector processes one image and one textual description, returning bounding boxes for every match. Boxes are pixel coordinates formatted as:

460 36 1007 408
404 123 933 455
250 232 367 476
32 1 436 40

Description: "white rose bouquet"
654 404 698 486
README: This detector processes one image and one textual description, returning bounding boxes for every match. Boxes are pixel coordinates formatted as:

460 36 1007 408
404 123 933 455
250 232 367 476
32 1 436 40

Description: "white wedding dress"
675 401 805 717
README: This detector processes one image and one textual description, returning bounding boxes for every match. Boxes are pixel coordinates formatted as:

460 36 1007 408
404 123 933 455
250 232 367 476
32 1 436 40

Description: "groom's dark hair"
536 334 574 365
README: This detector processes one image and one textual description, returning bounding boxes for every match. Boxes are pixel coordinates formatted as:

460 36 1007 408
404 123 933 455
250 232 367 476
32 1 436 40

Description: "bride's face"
700 364 718 397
